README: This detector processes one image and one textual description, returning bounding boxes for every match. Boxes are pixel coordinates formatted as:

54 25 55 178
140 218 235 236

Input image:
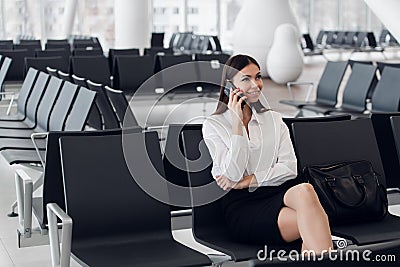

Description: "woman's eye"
256 75 262 80
241 77 250 82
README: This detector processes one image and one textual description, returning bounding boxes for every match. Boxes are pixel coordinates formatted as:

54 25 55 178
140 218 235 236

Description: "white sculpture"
267 23 304 84
232 0 299 77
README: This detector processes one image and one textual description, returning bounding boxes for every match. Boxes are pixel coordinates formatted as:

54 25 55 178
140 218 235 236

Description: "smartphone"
224 80 246 108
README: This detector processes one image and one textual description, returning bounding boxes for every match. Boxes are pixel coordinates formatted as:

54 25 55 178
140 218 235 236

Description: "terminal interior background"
1 0 400 266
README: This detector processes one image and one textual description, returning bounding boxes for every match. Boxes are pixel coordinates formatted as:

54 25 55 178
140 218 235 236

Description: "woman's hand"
215 175 238 191
228 88 247 135
215 174 258 190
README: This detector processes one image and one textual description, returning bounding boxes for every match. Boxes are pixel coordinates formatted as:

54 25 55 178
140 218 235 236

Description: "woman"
202 54 333 253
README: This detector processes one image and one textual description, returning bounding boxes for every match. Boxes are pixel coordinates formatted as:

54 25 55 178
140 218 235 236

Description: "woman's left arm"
249 120 297 188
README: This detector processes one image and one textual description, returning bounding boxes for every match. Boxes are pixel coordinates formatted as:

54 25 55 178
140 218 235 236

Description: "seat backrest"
391 117 400 186
63 87 96 131
341 63 378 112
34 76 64 131
181 128 227 232
367 32 378 47
195 54 230 92
0 57 11 90
302 33 315 50
113 55 154 94
46 66 59 78
376 62 400 75
355 31 367 47
59 131 172 242
347 60 373 69
72 48 103 57
0 49 34 81
344 31 357 46
41 128 141 227
315 61 348 106
57 70 72 83
371 113 400 189
292 119 386 187
371 66 400 112
87 80 120 129
315 30 326 46
45 43 71 51
48 82 79 131
15 68 39 116
108 48 140 70
13 43 41 55
151 32 165 47
282 114 351 143
158 54 194 70
0 40 13 50
25 72 50 123
163 124 203 210
158 55 197 93
24 56 68 76
70 55 110 85
36 49 70 72
104 86 138 127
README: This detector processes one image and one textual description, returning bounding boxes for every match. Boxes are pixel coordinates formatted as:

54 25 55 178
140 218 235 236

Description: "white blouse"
202 109 297 187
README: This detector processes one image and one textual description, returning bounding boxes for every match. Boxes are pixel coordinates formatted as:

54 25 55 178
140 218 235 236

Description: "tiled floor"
1 50 400 266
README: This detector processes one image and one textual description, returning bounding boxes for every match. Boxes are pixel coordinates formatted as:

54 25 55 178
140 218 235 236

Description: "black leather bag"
303 160 388 226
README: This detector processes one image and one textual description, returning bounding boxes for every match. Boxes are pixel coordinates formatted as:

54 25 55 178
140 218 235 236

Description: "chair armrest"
0 91 16 115
286 82 314 101
31 132 48 166
15 169 33 238
47 203 73 267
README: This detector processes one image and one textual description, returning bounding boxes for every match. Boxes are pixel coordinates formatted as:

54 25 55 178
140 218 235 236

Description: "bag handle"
326 175 367 208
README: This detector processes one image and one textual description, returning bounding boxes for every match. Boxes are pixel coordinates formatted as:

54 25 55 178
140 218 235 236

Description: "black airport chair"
181 127 301 263
46 130 212 267
292 118 400 245
104 86 139 127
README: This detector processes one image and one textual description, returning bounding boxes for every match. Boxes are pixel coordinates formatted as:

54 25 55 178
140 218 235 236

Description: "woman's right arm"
202 119 249 182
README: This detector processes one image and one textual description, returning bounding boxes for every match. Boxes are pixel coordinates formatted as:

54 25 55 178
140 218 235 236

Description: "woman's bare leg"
278 183 333 254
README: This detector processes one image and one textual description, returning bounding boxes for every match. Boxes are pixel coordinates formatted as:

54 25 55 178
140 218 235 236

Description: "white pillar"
364 0 400 42
62 0 78 38
114 0 151 49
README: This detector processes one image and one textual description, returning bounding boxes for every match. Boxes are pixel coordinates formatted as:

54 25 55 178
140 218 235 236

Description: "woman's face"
231 63 263 103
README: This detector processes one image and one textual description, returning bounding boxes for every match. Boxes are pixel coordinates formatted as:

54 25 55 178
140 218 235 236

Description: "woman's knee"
290 183 320 207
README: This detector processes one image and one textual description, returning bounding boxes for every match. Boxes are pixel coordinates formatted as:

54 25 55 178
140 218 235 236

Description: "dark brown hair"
214 54 269 114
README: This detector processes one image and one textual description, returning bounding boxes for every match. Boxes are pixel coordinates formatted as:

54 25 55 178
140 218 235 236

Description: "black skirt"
221 179 299 246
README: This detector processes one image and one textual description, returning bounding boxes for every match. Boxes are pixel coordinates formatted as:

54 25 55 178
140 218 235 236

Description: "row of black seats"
169 32 223 54
46 67 139 131
281 60 400 118
17 113 400 266
301 30 397 57
47 52 230 98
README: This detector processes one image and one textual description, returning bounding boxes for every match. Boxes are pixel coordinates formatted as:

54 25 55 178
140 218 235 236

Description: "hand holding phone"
224 80 246 109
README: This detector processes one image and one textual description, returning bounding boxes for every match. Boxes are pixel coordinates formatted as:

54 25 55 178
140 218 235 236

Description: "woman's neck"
242 105 252 122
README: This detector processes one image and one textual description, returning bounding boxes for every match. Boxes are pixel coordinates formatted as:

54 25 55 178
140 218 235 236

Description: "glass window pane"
290 0 309 35
153 0 185 47
76 0 115 50
187 0 217 35
220 0 242 51
342 0 366 31
312 0 339 37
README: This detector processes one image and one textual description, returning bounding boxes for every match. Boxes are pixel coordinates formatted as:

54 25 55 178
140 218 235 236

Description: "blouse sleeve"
253 119 298 187
202 118 249 182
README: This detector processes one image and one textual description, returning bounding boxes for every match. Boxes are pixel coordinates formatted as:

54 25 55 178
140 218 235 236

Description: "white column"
364 0 400 41
114 0 151 49
62 0 78 38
